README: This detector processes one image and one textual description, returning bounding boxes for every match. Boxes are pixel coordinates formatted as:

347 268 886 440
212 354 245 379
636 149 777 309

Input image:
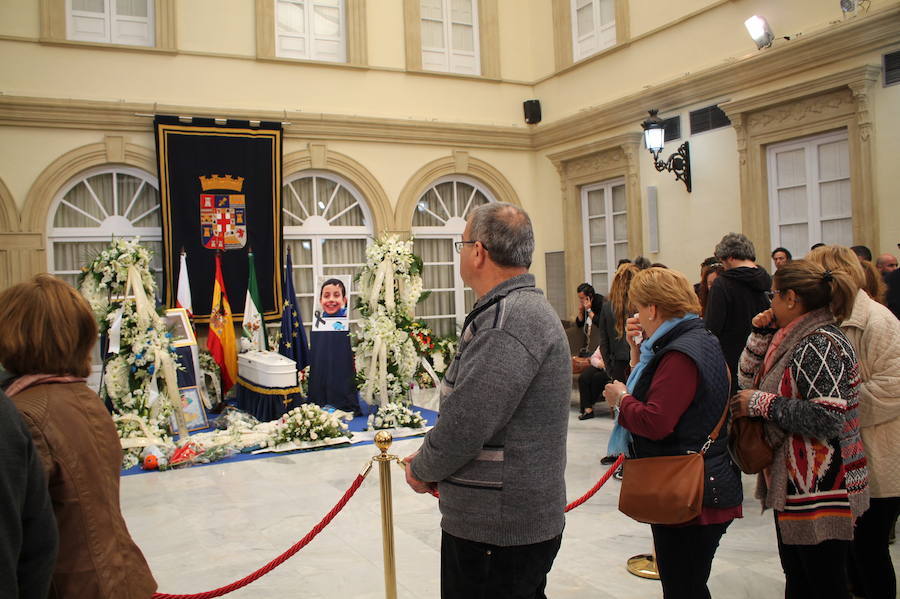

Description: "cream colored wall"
497 0 553 83
178 0 256 56
534 0 867 121
872 75 900 257
0 128 157 214
628 0 722 38
638 123 741 279
366 0 406 68
0 0 40 38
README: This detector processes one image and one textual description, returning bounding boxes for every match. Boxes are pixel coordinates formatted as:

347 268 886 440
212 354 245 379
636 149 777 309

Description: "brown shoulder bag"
618 402 729 525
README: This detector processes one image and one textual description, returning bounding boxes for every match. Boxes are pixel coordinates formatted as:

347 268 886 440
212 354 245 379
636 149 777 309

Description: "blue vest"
629 318 743 510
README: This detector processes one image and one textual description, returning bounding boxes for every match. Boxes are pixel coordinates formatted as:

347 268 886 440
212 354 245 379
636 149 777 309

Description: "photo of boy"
313 275 351 332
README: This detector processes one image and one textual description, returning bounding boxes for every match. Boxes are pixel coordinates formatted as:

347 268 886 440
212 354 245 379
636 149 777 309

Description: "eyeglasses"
454 240 489 254
764 290 782 301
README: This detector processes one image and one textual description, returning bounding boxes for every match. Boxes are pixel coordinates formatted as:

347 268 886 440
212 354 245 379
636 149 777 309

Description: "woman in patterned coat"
807 245 900 599
731 260 869 599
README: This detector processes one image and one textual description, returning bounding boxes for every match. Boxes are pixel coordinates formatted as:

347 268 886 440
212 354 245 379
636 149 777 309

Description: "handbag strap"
699 362 731 455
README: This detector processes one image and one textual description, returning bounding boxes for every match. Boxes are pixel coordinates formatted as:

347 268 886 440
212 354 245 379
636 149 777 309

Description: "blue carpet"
121 406 438 476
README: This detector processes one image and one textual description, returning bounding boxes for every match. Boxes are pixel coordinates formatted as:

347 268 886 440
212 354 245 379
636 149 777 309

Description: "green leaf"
417 289 432 304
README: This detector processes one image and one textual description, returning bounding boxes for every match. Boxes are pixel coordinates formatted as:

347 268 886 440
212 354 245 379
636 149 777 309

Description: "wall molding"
720 64 881 254
548 132 643 310
0 177 17 233
21 137 156 233
394 152 521 232
283 145 392 236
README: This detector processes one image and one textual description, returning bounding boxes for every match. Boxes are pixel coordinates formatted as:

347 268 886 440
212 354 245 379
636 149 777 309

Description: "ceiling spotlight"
744 15 774 49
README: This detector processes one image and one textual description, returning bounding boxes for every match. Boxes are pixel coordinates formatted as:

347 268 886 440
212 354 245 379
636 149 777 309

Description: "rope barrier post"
373 431 398 599
626 545 659 580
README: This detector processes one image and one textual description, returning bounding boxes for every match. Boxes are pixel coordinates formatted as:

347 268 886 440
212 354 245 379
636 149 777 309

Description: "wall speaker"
523 99 541 124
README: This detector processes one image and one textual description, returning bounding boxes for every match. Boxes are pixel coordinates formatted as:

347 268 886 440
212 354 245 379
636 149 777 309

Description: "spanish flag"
207 252 237 393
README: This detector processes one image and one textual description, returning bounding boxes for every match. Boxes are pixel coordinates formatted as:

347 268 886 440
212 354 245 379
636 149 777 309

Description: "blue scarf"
607 313 699 457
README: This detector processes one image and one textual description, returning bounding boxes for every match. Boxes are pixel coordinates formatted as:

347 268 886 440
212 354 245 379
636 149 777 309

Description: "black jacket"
0 385 58 599
575 294 604 330
629 319 743 511
597 301 631 362
704 266 771 393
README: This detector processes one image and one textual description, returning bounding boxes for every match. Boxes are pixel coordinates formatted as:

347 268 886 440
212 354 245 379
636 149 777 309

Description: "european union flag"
279 248 309 370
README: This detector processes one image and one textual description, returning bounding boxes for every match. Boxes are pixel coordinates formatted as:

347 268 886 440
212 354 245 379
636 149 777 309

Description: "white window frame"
411 175 495 333
282 170 373 331
571 0 616 62
581 177 627 294
276 0 347 63
47 165 162 390
420 0 481 75
766 130 852 257
66 0 155 47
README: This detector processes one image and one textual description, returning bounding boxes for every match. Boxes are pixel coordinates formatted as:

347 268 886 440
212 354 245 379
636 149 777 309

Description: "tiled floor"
121 398 897 598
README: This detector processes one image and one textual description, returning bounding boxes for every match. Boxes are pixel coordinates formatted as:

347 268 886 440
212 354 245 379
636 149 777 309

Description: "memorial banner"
155 116 283 322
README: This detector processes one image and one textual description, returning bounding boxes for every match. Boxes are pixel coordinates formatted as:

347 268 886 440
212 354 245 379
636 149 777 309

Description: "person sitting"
603 267 742 599
731 260 869 599
0 274 157 599
574 282 603 336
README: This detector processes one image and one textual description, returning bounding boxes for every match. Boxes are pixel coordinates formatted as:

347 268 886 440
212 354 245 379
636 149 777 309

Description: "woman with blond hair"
732 260 869 599
603 267 741 599
0 274 156 599
807 245 900 599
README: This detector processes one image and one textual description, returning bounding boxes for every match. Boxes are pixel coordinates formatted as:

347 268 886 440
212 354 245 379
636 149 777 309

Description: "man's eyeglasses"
764 290 782 301
454 240 489 254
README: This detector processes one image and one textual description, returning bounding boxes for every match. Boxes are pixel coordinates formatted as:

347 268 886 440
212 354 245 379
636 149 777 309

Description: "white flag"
241 251 268 352
176 252 193 317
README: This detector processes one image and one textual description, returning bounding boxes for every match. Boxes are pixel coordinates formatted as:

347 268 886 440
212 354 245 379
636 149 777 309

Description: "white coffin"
238 351 298 388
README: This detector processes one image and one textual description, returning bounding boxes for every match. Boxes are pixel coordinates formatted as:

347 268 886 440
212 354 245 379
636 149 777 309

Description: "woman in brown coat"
0 274 156 599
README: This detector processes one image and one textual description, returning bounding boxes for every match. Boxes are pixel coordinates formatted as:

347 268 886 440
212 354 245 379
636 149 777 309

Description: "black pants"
441 531 562 599
849 496 900 599
651 520 731 599
578 365 609 413
775 514 850 599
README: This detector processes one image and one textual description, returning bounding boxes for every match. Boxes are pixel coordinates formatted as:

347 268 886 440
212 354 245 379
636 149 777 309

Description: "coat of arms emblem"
199 174 247 250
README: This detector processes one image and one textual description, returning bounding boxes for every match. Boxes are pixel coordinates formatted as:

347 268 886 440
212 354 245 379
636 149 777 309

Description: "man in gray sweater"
404 202 571 598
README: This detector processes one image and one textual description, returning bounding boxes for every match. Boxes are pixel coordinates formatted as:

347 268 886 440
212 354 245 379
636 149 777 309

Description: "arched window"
47 166 162 291
282 170 373 333
411 175 495 336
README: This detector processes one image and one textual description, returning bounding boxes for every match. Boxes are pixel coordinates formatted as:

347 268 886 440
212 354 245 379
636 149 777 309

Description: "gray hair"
714 232 756 262
468 202 534 268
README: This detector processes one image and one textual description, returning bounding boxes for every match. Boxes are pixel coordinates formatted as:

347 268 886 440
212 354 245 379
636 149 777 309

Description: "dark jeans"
775 514 850 599
651 520 731 599
578 365 609 413
849 496 900 599
441 530 562 599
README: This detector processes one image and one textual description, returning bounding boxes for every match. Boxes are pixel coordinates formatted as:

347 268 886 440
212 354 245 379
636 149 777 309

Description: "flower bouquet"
267 403 352 448
367 402 427 430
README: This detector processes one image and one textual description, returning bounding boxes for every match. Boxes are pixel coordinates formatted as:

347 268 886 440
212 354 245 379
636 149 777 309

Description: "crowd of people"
1 200 897 599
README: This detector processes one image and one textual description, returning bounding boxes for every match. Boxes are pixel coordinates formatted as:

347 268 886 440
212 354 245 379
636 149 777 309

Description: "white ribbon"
378 339 388 404
420 356 441 388
384 262 395 313
107 307 124 355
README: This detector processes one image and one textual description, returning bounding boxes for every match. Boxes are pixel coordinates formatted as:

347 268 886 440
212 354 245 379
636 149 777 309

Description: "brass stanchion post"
626 544 659 579
373 431 398 599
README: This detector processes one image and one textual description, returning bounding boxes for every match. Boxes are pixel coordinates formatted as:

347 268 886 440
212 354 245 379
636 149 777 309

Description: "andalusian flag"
242 250 268 351
207 253 238 393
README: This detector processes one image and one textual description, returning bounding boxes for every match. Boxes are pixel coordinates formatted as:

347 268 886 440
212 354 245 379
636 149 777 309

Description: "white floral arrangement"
268 404 351 447
79 238 155 327
367 402 427 430
353 236 426 405
78 238 179 469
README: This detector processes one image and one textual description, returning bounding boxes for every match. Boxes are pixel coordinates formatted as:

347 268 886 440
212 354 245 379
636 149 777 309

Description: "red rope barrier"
424 454 625 512
151 471 368 599
565 454 624 512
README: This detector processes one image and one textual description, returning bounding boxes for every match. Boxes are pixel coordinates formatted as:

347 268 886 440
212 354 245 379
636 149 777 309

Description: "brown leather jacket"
11 382 157 599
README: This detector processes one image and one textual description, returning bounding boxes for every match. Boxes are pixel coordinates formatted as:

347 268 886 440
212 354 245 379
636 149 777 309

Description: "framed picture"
170 386 208 433
312 274 352 332
165 308 196 347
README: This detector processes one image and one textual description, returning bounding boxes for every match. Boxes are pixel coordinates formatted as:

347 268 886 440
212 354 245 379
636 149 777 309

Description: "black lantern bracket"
649 141 691 193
